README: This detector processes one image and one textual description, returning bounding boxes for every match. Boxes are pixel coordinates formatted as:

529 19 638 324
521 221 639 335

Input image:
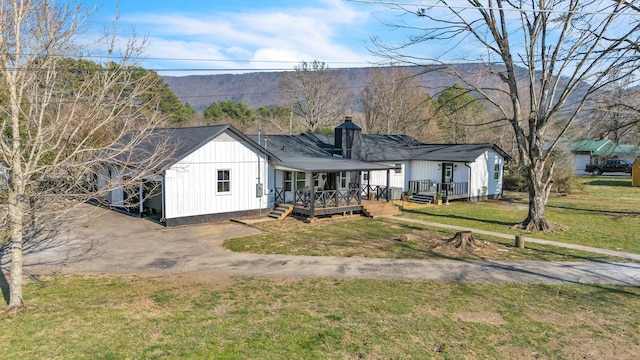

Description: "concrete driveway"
5 203 640 286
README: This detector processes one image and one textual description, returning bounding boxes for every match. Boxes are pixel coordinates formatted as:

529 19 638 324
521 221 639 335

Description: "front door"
441 163 454 198
442 163 453 184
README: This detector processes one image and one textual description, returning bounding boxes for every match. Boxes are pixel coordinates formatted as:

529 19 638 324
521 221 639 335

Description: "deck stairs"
269 203 294 220
407 193 433 204
361 202 402 218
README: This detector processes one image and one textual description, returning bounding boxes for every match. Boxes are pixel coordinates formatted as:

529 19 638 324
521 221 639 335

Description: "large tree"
435 84 485 144
360 66 434 137
278 60 353 132
1 0 169 309
374 0 639 231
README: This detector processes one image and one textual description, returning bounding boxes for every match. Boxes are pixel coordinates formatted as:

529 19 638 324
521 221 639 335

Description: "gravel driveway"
5 204 640 286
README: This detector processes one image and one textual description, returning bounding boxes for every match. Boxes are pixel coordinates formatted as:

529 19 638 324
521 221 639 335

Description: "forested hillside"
163 64 519 111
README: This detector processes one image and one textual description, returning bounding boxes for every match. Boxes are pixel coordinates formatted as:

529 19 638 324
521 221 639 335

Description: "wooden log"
515 235 525 249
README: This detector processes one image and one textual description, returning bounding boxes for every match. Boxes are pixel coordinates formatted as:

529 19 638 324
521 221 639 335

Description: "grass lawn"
400 176 640 254
225 217 628 262
2 275 639 359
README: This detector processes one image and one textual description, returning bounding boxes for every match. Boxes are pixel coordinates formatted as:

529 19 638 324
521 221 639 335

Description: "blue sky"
90 0 402 75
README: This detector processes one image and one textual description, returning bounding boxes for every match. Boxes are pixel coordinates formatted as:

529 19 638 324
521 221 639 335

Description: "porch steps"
408 193 433 204
361 202 402 218
269 203 294 220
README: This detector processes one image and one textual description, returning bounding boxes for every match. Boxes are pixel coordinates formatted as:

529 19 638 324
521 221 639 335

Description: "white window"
493 163 501 180
284 171 293 191
296 172 306 189
363 172 369 181
394 163 402 174
217 170 230 192
340 171 347 188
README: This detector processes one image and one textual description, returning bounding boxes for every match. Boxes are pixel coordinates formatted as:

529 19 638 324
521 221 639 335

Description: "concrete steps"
361 202 401 218
268 203 294 220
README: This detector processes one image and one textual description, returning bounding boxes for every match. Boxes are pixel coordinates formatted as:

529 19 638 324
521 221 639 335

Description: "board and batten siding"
468 150 504 199
366 162 406 189
163 131 269 219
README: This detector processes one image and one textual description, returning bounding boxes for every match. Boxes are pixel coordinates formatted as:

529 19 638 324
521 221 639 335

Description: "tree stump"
515 235 525 249
447 231 478 249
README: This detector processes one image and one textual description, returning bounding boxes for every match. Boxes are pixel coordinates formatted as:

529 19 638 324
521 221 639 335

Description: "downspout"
464 163 472 201
161 173 166 226
257 130 262 215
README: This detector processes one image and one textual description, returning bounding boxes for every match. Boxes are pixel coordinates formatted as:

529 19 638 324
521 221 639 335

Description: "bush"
552 166 583 194
503 163 583 194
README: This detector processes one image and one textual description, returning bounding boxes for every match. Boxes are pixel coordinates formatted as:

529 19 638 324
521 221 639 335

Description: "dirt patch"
155 271 241 291
454 311 507 325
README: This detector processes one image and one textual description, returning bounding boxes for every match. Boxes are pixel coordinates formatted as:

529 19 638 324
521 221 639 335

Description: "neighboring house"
98 118 511 225
564 139 640 173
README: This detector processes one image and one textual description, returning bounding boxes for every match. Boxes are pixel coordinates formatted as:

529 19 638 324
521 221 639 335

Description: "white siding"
573 154 590 173
163 131 269 219
469 150 504 198
366 162 406 189
407 160 440 186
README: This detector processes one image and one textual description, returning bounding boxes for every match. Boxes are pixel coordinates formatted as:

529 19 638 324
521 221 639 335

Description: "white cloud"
119 0 375 73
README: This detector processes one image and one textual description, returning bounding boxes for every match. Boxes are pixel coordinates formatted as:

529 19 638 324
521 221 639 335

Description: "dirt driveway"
5 203 640 285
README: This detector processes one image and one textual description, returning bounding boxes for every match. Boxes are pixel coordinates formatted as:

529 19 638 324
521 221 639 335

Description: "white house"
98 125 275 226
98 119 511 225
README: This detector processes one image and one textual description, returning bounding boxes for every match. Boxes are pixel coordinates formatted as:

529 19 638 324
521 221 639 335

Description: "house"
261 117 511 203
564 139 640 173
97 118 511 225
97 125 275 226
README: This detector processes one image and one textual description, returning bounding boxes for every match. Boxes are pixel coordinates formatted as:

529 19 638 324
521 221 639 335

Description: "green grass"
402 176 640 253
2 275 640 359
224 217 628 262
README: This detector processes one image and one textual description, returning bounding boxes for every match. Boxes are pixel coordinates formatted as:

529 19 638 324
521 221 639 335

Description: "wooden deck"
281 199 398 219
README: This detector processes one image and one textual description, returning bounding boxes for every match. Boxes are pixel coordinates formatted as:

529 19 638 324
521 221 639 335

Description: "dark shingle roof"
112 125 276 171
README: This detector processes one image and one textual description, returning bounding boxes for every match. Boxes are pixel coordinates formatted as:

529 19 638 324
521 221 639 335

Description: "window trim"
493 163 501 180
217 169 231 193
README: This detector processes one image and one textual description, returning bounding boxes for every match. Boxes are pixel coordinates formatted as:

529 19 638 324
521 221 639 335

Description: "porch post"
138 180 144 218
386 169 390 202
310 171 315 218
357 171 362 205
334 172 340 207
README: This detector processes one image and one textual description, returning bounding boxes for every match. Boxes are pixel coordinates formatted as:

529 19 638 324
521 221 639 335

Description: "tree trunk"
7 188 25 309
522 164 554 232
447 231 478 249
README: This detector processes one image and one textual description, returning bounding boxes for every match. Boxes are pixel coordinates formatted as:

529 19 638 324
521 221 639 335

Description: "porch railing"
436 182 468 197
408 180 434 194
350 183 389 201
293 188 360 208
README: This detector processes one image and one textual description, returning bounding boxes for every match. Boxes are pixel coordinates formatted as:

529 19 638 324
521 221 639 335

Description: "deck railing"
408 180 434 194
292 188 360 208
350 183 389 201
436 182 469 197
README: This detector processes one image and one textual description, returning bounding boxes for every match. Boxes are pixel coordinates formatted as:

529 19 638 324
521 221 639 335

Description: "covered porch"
272 157 394 218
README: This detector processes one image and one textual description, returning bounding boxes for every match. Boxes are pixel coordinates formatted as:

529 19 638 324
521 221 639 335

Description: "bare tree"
582 69 640 143
373 0 639 231
361 66 435 137
0 0 170 309
278 60 353 132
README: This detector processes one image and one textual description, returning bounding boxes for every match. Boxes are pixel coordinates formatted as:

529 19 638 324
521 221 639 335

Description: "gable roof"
565 139 640 157
111 125 278 172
